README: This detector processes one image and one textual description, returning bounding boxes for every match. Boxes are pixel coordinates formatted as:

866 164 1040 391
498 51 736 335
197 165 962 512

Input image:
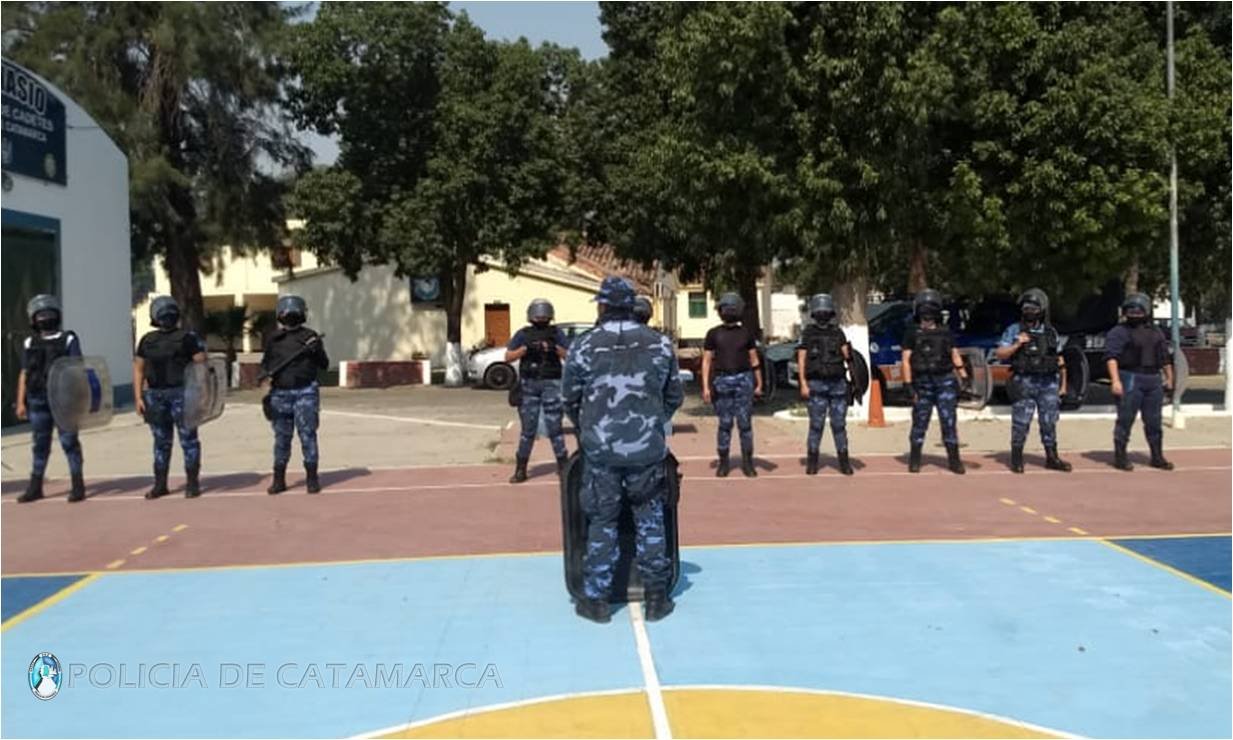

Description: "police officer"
15 295 86 503
134 296 207 498
702 292 762 478
505 299 570 483
901 289 968 474
995 289 1072 473
562 277 684 623
262 295 329 494
633 296 654 326
796 294 855 475
1105 293 1174 471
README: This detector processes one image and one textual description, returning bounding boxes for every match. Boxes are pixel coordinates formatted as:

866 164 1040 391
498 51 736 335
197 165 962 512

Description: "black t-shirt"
137 329 205 389
704 323 756 373
262 327 329 389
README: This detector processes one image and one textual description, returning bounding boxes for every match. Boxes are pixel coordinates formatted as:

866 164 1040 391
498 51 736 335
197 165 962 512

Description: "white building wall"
2 66 132 402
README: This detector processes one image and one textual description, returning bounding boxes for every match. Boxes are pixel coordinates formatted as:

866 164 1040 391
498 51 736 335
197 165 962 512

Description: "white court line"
629 602 672 740
225 403 503 432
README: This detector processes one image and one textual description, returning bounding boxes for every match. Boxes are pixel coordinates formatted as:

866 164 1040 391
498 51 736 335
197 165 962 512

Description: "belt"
145 384 184 391
714 369 752 377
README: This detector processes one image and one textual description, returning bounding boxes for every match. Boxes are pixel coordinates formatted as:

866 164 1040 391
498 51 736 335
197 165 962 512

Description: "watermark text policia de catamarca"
57 662 503 690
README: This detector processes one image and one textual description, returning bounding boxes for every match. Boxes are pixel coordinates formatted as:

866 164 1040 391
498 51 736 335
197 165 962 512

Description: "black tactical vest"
24 332 74 395
519 324 563 380
1012 325 1059 375
803 325 847 379
910 326 953 375
1119 324 1165 373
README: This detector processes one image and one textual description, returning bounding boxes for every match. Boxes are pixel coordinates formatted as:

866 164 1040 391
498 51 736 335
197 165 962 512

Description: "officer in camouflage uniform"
134 296 208 498
16 295 86 503
702 293 762 477
901 289 968 474
633 296 654 325
1105 292 1175 472
562 277 684 624
995 289 1072 473
505 299 570 483
262 295 329 494
795 294 854 475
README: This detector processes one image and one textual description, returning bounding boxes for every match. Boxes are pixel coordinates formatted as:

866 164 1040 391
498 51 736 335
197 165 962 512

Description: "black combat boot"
556 456 569 476
574 597 611 624
185 465 201 498
18 474 44 503
1044 446 1072 472
68 473 86 503
946 443 966 475
509 458 529 484
267 464 287 495
305 463 321 493
146 467 169 499
716 451 731 478
740 450 758 478
908 444 922 473
643 590 676 622
1148 441 1174 471
805 451 819 476
1010 446 1025 474
1113 442 1133 471
837 449 854 476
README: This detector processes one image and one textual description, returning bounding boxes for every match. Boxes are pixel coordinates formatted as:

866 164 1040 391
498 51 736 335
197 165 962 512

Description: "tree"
3 3 310 330
287 5 570 384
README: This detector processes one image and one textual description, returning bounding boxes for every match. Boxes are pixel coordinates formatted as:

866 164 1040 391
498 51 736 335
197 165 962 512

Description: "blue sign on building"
2 59 67 185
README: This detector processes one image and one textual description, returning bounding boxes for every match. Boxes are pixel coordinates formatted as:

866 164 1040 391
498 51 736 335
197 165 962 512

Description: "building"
673 274 775 343
2 59 131 426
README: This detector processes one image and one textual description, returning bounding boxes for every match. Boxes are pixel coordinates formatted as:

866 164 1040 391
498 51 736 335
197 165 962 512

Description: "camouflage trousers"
516 378 568 460
143 387 200 471
270 383 321 466
1114 371 1164 448
580 462 670 601
712 371 755 455
1010 373 1061 447
909 373 959 446
806 377 849 453
27 394 83 477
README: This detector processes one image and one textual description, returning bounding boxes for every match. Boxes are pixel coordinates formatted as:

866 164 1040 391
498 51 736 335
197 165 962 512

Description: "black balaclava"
32 310 61 334
156 310 180 331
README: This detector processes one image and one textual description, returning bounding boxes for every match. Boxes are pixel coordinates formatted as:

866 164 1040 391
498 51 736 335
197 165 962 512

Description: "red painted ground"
2 448 1228 576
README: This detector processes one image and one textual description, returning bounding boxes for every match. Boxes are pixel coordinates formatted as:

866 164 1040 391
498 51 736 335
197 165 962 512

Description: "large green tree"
3 2 310 330
287 5 571 384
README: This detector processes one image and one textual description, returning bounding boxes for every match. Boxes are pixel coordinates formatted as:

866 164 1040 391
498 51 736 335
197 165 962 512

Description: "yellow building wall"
673 281 774 341
465 267 598 345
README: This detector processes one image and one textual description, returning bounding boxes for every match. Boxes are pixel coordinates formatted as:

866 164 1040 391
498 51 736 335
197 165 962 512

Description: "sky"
298 2 606 165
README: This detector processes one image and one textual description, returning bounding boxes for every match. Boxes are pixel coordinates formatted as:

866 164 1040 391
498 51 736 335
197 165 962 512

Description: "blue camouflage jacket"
562 318 684 467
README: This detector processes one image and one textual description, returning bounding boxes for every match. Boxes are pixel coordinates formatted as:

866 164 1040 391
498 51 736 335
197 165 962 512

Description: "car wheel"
484 363 517 390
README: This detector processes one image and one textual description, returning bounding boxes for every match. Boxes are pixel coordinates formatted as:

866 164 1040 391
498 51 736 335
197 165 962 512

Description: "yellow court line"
1043 516 1061 524
1068 527 1089 536
154 535 169 543
4 532 1230 580
1098 539 1231 599
1019 506 1038 515
999 498 1017 506
173 524 189 532
1 573 104 632
130 546 147 556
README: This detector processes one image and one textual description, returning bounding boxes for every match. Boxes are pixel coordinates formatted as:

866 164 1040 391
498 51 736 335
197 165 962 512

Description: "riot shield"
1060 345 1090 410
955 347 992 410
46 356 113 433
847 350 870 406
562 451 681 603
182 358 227 430
1170 344 1189 404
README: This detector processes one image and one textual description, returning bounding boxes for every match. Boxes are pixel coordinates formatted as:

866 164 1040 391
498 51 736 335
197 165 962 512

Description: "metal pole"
1167 0 1183 418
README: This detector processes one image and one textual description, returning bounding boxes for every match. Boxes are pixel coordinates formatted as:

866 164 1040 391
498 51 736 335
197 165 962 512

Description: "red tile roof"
549 244 658 294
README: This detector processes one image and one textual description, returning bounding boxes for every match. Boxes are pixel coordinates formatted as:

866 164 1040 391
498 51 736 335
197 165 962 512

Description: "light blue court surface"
3 540 1230 739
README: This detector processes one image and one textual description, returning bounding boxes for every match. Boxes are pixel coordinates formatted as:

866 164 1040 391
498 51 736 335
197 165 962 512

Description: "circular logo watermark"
29 652 62 700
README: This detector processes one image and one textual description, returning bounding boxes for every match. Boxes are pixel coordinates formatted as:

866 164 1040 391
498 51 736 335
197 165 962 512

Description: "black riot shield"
847 349 870 406
955 347 992 410
1059 344 1090 410
562 451 681 603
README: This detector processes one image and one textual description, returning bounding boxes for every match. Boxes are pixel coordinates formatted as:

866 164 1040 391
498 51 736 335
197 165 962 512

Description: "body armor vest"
1119 325 1164 373
803 325 847 379
520 324 563 380
1012 325 1059 375
910 326 953 375
25 332 74 395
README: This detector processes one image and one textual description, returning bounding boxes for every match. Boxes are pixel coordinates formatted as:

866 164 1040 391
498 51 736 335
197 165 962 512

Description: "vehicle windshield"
869 303 912 340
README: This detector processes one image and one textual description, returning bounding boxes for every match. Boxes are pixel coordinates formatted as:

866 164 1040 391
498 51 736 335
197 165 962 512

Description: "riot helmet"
717 292 744 324
150 295 181 330
27 294 62 333
277 294 308 327
1121 292 1151 325
808 293 836 324
1018 288 1049 324
633 296 653 324
527 299 555 325
914 289 943 323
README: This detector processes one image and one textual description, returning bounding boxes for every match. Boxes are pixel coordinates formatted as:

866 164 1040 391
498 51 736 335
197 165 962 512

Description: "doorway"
2 210 61 427
484 303 511 348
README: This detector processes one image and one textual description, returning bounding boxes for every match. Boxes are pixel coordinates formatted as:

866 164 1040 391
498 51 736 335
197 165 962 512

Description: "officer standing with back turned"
505 299 570 483
1104 292 1174 472
995 289 1072 473
562 277 684 623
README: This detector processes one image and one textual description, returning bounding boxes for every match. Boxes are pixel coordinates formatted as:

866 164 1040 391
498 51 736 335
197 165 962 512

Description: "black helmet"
26 294 61 322
527 299 554 324
149 295 180 326
633 296 653 323
717 292 744 321
808 293 835 321
277 294 308 326
1018 288 1049 321
913 289 943 319
1122 292 1151 317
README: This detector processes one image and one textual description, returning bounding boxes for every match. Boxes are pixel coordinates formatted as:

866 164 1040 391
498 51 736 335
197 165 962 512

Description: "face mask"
280 313 305 328
1126 313 1147 326
33 314 60 333
1021 307 1041 323
814 311 835 325
156 313 179 330
720 308 741 324
918 309 941 323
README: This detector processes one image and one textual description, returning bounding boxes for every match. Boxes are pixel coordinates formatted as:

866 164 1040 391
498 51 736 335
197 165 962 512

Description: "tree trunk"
833 274 870 423
908 240 928 294
1124 258 1140 296
442 263 467 387
736 265 762 340
164 228 207 333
